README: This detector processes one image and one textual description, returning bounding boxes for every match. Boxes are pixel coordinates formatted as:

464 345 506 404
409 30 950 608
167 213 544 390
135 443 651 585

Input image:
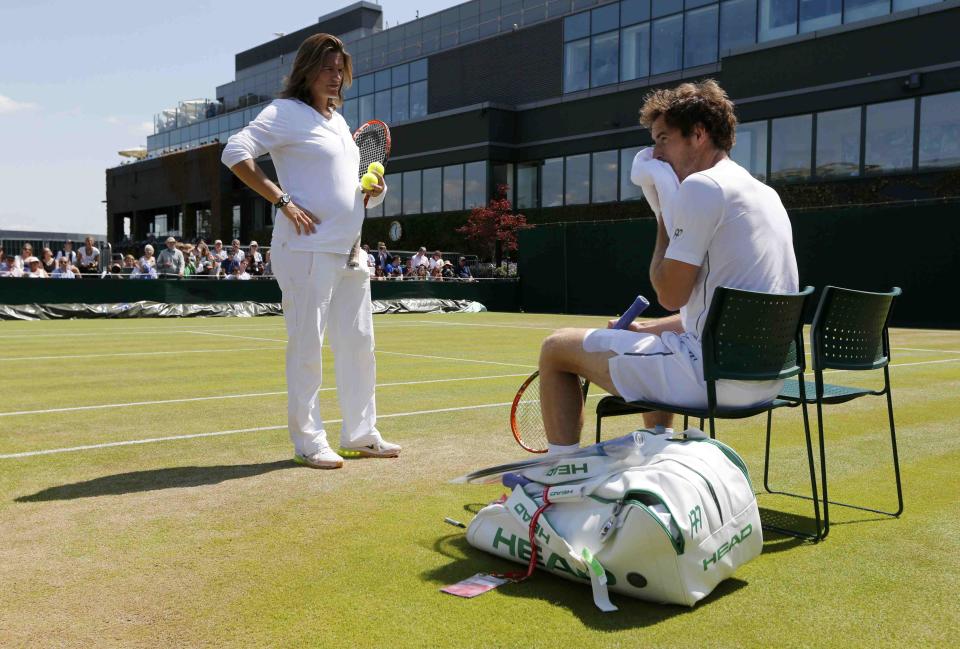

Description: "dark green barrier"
519 202 960 328
0 277 520 312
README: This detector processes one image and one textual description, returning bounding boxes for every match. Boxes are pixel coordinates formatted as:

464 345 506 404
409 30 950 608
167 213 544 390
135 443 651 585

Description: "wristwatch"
274 193 291 209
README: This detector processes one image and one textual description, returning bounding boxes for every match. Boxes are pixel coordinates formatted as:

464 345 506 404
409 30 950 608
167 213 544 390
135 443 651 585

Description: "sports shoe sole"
293 454 344 469
338 446 400 459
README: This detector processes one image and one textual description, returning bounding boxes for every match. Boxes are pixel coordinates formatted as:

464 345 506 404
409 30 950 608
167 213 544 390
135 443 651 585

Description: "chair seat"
596 395 799 421
778 379 878 404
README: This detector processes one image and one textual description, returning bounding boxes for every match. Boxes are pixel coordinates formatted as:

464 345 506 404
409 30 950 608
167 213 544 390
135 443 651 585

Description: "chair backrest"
701 286 815 382
810 286 901 371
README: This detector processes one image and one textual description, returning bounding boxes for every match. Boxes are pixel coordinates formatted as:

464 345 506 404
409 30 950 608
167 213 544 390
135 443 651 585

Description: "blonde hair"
639 79 738 152
279 33 353 110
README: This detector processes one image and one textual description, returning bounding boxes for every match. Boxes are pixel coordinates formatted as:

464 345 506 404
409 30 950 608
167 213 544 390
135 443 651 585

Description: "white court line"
0 373 529 418
0 346 285 362
824 357 960 374
188 330 539 369
410 320 555 331
891 347 960 355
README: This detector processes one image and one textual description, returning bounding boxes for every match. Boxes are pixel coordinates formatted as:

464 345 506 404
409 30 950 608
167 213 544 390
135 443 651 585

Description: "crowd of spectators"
1 236 485 282
362 243 474 282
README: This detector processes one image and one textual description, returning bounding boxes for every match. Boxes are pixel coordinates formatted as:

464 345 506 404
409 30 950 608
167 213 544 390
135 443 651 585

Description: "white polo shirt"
222 98 386 254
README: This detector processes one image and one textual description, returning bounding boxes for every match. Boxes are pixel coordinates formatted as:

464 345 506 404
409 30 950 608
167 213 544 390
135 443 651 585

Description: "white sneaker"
293 446 344 469
339 438 402 458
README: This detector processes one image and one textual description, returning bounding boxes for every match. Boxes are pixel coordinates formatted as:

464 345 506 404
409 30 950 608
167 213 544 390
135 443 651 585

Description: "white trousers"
271 243 379 455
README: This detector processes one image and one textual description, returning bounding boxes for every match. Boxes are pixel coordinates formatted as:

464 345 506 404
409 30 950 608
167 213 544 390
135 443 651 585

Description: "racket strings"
513 378 548 451
355 126 388 178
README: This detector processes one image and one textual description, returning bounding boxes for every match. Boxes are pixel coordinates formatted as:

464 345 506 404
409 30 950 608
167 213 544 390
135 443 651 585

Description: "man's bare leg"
539 328 675 445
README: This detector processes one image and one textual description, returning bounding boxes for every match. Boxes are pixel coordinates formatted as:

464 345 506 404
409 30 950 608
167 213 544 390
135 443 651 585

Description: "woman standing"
222 33 398 469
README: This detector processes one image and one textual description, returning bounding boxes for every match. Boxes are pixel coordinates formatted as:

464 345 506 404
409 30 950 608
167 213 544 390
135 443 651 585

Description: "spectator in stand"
15 243 34 272
385 255 404 280
51 257 76 279
415 264 428 281
429 250 444 273
373 266 385 281
139 244 157 274
77 236 100 276
411 246 429 270
194 242 215 276
40 248 56 274
428 264 442 281
262 249 272 276
103 263 124 279
457 256 474 281
442 260 456 280
121 254 137 275
25 257 48 278
225 259 251 280
181 244 197 277
131 259 158 279
212 239 228 262
375 241 390 269
362 244 375 275
230 239 245 263
156 236 185 278
0 252 22 277
56 239 77 266
246 241 264 276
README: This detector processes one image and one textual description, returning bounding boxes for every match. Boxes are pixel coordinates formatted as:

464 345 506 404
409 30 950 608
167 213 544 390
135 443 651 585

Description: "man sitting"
537 80 799 455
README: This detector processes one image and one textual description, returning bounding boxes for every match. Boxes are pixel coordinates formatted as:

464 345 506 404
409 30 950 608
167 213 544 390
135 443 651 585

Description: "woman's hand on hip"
362 171 385 199
281 202 320 235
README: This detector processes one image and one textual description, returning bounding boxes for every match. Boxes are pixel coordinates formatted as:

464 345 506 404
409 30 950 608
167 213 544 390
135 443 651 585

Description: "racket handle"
502 472 531 489
346 236 362 268
613 295 650 330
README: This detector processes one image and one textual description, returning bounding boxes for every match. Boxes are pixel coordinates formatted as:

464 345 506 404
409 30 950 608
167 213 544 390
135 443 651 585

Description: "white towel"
630 147 680 233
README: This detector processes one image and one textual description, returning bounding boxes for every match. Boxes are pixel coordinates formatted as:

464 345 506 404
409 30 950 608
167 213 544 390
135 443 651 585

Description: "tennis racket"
347 119 391 267
509 295 650 453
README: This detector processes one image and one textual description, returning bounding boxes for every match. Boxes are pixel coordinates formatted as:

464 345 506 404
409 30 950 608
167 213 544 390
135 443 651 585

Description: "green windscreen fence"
519 202 960 328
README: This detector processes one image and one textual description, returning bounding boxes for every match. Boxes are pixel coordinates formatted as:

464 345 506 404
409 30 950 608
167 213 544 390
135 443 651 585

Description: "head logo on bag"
689 506 703 534
545 462 589 477
702 524 753 571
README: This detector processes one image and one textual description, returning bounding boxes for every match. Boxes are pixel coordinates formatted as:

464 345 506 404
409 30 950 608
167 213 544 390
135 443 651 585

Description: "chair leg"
699 418 705 431
595 412 602 445
763 410 774 494
683 415 689 430
708 416 715 439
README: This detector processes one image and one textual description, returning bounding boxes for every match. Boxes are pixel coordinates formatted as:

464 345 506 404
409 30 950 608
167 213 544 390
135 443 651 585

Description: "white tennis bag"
465 429 762 611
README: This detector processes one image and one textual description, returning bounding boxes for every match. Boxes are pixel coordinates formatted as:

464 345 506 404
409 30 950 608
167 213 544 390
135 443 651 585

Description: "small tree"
456 184 532 265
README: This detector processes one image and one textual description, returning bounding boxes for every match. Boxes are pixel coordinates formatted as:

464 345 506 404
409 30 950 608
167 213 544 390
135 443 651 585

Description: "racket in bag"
465 429 762 611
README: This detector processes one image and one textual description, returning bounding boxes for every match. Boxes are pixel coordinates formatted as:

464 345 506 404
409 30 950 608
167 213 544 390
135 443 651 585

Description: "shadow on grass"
14 460 296 502
423 533 748 630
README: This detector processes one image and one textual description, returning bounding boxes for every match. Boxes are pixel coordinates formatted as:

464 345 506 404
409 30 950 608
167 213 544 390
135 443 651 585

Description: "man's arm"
649 215 701 312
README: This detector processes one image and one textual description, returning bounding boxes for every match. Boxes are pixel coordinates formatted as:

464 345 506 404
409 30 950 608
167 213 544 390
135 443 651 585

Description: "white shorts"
583 328 782 409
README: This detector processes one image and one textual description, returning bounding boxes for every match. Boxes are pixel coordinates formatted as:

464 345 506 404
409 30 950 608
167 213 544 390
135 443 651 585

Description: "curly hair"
279 33 353 110
638 79 737 152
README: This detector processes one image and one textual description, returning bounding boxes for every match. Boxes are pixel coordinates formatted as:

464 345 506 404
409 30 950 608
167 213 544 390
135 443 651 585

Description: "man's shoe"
339 439 402 458
293 446 344 469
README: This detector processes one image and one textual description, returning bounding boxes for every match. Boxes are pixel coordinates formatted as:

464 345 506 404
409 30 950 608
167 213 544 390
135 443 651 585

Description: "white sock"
547 442 580 456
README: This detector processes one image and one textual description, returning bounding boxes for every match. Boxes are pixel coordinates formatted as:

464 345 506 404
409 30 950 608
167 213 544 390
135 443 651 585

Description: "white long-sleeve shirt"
221 98 386 253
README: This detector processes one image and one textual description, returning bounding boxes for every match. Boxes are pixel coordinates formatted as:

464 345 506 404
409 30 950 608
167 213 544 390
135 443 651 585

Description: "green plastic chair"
766 286 903 540
593 286 824 541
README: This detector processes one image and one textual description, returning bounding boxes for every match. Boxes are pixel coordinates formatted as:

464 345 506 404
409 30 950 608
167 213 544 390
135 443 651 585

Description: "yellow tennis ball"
361 172 379 191
367 162 385 176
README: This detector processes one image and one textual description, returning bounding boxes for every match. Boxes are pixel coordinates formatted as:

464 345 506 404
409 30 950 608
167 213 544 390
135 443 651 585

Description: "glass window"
523 1 547 25
651 15 682 74
919 91 960 169
392 85 409 123
410 81 428 119
402 171 422 215
770 114 812 181
410 59 428 82
622 0 651 24
384 173 402 216
229 111 243 129
653 0 684 16
564 11 590 40
465 161 487 208
422 167 443 212
686 0 718 7
391 64 409 87
685 5 719 67
564 38 590 92
843 0 890 23
366 198 384 218
894 0 940 9
799 0 841 33
759 0 797 42
492 162 515 205
564 153 590 204
730 122 768 180
620 147 644 200
591 31 619 87
542 157 564 207
517 162 539 209
592 3 619 33
815 107 861 177
720 0 757 51
621 22 650 81
865 99 915 174
548 0 573 18
342 99 359 130
591 150 618 202
573 0 599 8
375 89 392 123
375 69 391 91
443 165 464 211
359 95 375 124
358 75 375 95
